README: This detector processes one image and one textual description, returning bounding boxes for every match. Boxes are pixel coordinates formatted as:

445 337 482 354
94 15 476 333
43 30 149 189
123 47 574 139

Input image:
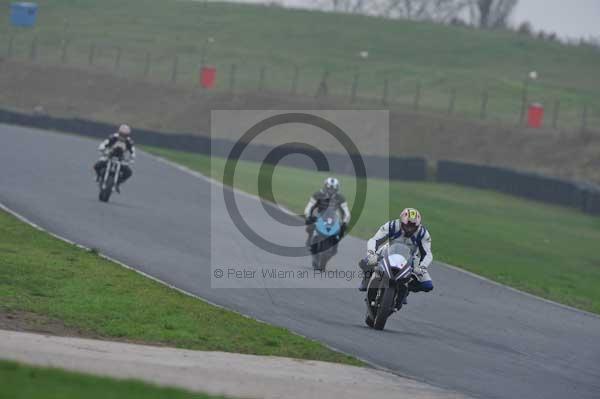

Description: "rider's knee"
409 279 433 292
358 259 373 273
121 167 132 179
420 280 433 292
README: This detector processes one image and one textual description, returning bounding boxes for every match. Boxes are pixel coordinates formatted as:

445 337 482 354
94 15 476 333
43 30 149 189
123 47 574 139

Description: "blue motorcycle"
309 207 343 271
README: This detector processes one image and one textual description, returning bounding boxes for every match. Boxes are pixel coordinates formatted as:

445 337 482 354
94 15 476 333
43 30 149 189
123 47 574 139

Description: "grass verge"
0 209 360 365
0 360 229 399
144 146 600 314
1 1 599 125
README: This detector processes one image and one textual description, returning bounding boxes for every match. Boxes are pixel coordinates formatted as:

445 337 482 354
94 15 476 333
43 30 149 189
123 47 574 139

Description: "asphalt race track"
1 125 599 399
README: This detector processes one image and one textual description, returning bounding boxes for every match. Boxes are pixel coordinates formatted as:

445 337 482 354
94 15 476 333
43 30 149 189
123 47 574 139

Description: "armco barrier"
437 160 600 215
583 186 600 215
0 108 426 182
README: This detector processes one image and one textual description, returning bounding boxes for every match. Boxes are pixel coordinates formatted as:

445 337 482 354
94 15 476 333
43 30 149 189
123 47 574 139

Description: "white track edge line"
146 152 297 216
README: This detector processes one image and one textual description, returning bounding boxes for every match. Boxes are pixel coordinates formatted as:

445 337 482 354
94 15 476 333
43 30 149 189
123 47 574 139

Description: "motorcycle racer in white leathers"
359 208 434 297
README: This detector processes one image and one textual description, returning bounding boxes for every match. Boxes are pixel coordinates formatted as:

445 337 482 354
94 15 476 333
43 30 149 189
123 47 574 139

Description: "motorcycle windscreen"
383 243 413 279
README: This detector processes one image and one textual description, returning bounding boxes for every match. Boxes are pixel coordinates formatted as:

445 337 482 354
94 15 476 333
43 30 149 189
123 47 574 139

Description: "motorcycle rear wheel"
311 240 327 271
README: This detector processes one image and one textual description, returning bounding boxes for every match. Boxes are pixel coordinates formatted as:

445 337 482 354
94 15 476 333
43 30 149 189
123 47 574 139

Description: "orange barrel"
200 66 216 89
528 103 544 128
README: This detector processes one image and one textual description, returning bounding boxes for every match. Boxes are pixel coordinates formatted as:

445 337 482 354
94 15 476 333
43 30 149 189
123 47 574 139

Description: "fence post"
88 43 96 65
7 34 15 57
143 51 151 79
580 104 589 136
229 63 237 98
480 89 489 120
413 81 421 111
29 35 37 61
170 55 178 84
519 79 530 126
290 65 299 95
258 66 266 91
448 88 456 115
114 47 122 71
315 69 329 98
552 99 560 129
350 70 359 104
60 39 69 63
381 77 389 106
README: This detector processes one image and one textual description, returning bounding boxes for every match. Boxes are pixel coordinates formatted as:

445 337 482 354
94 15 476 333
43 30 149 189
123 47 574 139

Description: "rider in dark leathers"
303 177 351 250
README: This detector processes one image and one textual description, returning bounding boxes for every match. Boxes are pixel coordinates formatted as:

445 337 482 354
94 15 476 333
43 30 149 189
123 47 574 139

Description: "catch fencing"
2 30 599 132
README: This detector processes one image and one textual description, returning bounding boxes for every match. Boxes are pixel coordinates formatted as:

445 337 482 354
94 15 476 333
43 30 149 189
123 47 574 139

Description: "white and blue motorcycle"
361 243 414 330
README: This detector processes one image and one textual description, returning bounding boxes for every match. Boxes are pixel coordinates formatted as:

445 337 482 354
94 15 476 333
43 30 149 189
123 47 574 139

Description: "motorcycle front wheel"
99 176 114 202
373 286 396 330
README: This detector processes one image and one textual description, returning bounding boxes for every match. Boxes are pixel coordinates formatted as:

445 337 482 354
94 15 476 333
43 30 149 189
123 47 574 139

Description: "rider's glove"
365 250 378 266
305 216 316 225
412 257 426 277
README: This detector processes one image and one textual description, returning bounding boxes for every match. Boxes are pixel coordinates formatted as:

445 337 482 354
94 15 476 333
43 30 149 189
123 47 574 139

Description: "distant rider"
304 177 351 248
93 124 135 193
359 208 433 304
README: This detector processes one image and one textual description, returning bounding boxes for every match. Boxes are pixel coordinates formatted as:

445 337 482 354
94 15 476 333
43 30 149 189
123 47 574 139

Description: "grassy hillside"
1 0 599 127
145 146 600 314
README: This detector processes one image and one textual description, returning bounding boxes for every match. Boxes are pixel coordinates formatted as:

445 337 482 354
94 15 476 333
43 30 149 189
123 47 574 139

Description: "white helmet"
323 177 340 196
118 124 131 136
399 208 422 237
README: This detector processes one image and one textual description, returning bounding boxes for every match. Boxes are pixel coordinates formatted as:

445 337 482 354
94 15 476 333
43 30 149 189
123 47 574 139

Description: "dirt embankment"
2 59 599 183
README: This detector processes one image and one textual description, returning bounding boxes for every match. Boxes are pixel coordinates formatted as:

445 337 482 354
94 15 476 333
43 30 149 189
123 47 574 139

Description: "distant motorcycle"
361 243 414 330
308 207 343 271
97 146 129 203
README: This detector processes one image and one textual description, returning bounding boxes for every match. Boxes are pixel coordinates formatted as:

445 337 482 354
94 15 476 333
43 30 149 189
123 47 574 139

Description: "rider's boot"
115 184 121 194
395 290 409 310
358 259 372 292
305 223 315 248
358 276 369 292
